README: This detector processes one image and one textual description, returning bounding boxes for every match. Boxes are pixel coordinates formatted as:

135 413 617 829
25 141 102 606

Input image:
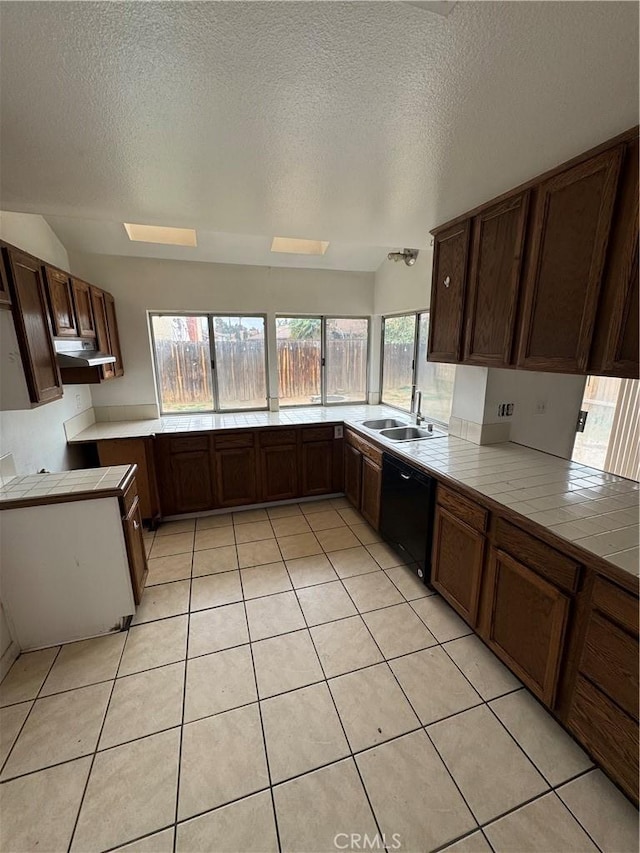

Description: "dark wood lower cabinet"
155 435 215 515
344 443 362 509
360 456 381 530
431 504 484 626
214 448 258 507
122 495 148 604
97 438 161 525
481 547 570 706
260 444 298 502
301 440 333 496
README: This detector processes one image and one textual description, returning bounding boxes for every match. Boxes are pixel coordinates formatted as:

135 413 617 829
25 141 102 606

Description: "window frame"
149 311 270 415
276 314 370 408
380 309 452 428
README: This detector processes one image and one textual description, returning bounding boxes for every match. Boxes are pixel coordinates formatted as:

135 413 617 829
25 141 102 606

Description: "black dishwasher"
379 453 436 583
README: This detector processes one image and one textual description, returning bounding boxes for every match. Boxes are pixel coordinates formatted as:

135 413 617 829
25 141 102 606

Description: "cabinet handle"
400 473 411 480
133 520 139 530
443 276 451 288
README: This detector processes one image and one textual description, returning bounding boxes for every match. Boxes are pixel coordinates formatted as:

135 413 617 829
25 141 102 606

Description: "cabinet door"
344 444 363 509
122 496 148 604
0 250 11 307
482 547 570 706
360 456 381 530
590 138 639 379
428 220 470 362
3 247 63 405
463 193 529 366
104 292 124 376
43 265 78 337
517 147 623 373
215 448 258 507
170 451 215 513
91 289 115 381
431 505 484 626
261 444 299 502
301 440 333 497
98 438 160 523
71 278 97 338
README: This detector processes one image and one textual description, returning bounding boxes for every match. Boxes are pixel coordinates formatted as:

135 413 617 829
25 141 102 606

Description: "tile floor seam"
0 643 62 777
547 788 606 853
334 575 486 840
276 537 388 847
172 544 195 853
65 634 129 853
237 535 284 853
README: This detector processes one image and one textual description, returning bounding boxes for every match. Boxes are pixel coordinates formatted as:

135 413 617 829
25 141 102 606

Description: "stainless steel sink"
379 426 445 441
361 418 409 429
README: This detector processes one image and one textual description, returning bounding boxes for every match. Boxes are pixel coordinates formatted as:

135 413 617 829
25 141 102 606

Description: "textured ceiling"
1 1 638 269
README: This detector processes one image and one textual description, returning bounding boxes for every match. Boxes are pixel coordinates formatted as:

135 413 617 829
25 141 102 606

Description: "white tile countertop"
0 465 132 505
69 405 640 577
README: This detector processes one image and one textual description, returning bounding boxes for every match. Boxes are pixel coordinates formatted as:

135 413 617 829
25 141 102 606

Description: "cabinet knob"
443 276 451 288
133 520 139 530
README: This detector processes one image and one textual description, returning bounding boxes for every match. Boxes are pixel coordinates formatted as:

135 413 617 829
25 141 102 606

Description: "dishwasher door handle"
400 472 411 480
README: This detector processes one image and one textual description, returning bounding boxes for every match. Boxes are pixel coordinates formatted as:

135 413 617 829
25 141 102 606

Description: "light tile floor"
1 497 638 853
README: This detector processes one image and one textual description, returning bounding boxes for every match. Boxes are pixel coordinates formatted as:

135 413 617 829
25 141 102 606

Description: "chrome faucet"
412 388 425 425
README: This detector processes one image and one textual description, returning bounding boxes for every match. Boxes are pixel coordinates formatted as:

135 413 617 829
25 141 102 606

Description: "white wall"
373 249 432 316
485 369 586 459
69 253 375 408
0 211 92 473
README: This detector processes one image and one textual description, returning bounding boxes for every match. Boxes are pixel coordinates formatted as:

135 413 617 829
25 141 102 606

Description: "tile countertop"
68 405 639 577
0 465 133 506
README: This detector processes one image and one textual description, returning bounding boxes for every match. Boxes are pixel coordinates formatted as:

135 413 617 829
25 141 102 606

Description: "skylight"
271 237 330 255
124 223 197 246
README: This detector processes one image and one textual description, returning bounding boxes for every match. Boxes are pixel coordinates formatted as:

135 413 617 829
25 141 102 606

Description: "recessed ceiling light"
271 237 330 255
124 223 197 246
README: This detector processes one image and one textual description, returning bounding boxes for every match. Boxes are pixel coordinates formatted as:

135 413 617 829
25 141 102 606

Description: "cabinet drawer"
494 518 581 594
592 575 639 635
214 432 254 450
302 426 334 443
166 434 210 454
259 429 297 447
568 675 639 805
121 477 139 517
580 611 639 719
345 430 383 465
437 484 487 532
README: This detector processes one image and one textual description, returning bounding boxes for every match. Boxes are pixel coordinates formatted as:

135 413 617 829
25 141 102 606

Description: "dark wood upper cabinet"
42 265 78 337
589 137 639 379
0 252 12 308
427 220 470 362
71 277 97 339
104 292 124 376
463 192 530 367
2 246 63 405
91 288 115 381
516 147 623 373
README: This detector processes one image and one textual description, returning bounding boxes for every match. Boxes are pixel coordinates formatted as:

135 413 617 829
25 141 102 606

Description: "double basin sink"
360 418 446 442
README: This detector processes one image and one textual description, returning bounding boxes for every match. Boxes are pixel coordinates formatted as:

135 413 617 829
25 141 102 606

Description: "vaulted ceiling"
1 1 637 270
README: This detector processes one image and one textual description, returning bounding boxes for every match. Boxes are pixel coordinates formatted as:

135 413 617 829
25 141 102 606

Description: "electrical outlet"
535 400 547 415
75 394 82 412
497 402 515 418
334 425 343 439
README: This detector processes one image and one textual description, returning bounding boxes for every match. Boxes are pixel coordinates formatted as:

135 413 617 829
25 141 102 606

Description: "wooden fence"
155 338 368 409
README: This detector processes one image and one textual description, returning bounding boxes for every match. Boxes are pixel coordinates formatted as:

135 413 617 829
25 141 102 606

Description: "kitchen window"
381 311 455 425
150 313 268 413
277 315 369 406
